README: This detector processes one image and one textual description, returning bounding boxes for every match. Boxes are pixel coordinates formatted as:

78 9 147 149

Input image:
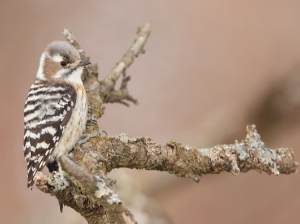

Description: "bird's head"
36 41 90 84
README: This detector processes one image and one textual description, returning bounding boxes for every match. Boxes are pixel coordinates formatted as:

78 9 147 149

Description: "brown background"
1 1 300 223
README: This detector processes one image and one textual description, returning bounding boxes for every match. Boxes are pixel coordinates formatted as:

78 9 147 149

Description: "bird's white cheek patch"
65 67 84 85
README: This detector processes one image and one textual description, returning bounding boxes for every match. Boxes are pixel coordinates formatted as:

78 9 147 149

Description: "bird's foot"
77 130 107 145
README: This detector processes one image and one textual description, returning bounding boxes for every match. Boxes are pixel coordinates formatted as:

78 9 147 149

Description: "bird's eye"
60 61 67 66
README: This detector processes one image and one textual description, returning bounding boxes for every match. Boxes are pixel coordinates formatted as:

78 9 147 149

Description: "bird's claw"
77 130 107 145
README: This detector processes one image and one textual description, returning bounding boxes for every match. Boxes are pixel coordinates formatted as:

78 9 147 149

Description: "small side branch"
76 125 298 181
63 29 88 61
104 72 138 106
100 23 151 96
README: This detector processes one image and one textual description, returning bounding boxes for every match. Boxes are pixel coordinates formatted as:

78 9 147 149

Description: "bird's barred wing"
23 80 76 189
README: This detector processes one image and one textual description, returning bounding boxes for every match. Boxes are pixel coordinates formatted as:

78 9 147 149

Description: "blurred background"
1 0 300 223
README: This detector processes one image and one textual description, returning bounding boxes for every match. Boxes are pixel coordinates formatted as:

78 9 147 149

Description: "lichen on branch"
75 125 298 182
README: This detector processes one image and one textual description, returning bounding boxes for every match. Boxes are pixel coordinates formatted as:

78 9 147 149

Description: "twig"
100 23 151 96
104 72 138 106
63 29 88 61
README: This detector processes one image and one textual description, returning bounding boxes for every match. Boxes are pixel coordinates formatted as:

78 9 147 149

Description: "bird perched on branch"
23 41 90 212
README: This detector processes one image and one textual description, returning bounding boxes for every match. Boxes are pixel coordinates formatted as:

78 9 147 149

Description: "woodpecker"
23 41 90 211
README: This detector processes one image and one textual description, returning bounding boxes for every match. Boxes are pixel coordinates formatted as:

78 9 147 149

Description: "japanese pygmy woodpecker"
23 41 90 211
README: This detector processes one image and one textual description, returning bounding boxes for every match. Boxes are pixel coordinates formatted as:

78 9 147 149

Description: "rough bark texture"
74 124 297 179
34 24 298 224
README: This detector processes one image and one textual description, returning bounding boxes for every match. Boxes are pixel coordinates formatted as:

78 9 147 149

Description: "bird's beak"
79 61 91 67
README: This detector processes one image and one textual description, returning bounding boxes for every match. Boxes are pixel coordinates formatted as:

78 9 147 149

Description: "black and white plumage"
24 80 77 188
23 41 90 192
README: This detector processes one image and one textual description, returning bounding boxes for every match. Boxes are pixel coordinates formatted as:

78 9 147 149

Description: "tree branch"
75 124 298 181
35 155 137 224
57 155 138 224
63 29 88 61
35 123 298 223
100 23 151 99
34 25 298 224
104 72 138 106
